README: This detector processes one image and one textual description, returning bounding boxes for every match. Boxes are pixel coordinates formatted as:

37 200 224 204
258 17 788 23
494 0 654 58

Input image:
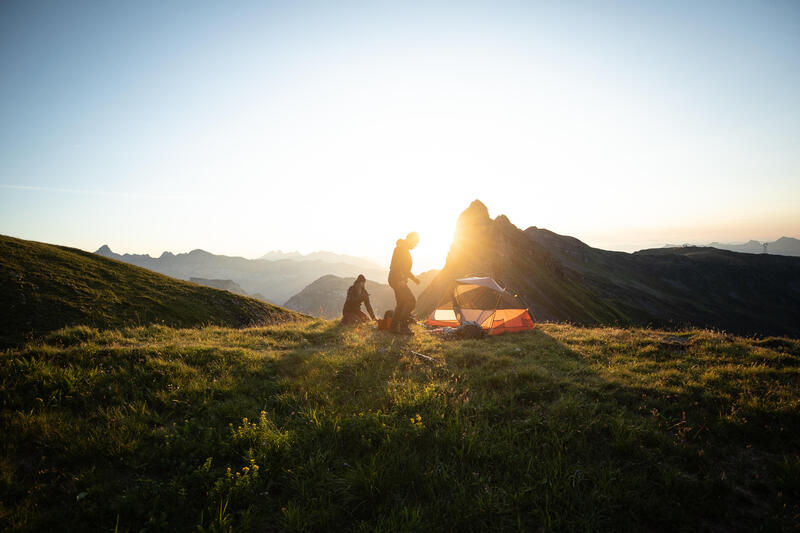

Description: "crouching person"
341 274 376 325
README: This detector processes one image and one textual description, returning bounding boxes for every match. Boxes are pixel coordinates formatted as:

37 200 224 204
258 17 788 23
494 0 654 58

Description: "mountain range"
418 201 800 337
663 237 800 257
260 250 383 270
85 205 800 336
283 270 439 319
95 245 387 304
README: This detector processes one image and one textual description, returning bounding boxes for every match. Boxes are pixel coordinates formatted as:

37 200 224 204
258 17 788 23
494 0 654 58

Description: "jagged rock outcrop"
418 200 583 322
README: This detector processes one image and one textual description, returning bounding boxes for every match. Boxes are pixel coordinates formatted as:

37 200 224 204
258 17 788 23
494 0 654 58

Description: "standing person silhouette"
388 232 420 335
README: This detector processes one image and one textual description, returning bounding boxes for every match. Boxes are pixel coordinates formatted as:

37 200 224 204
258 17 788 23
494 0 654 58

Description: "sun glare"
0 1 797 264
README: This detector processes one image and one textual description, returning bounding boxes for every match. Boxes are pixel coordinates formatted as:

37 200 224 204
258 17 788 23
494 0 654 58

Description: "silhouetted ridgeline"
260 249 383 270
95 245 388 304
419 201 800 337
664 237 800 257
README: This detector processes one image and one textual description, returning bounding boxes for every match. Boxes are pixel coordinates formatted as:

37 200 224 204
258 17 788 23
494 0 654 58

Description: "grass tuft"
0 321 798 531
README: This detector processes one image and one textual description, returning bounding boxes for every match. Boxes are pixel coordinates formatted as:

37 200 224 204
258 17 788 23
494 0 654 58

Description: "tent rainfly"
425 277 535 335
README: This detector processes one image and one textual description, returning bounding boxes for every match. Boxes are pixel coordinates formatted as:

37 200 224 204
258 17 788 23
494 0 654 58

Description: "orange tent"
425 277 535 335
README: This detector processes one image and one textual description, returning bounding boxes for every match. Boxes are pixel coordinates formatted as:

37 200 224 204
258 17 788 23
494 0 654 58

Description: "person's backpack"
457 322 484 339
442 321 485 340
377 310 394 331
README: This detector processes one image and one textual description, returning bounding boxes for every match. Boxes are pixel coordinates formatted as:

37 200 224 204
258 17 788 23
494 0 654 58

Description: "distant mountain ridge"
1 235 302 347
260 250 382 270
95 245 388 304
662 237 800 257
418 201 800 337
284 270 438 319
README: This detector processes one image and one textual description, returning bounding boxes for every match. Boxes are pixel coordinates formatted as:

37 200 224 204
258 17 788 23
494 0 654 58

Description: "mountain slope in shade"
662 237 800 257
189 278 248 296
284 275 395 319
418 201 800 337
95 246 388 303
1 235 303 347
284 270 438 319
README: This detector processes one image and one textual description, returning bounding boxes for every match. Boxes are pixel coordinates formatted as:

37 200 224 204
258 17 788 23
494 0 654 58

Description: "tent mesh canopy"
425 277 535 335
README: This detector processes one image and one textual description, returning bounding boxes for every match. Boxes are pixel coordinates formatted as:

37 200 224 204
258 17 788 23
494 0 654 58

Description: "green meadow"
1 321 798 532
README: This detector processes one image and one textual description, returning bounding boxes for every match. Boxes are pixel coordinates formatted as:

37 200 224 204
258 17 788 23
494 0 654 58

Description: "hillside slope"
189 277 248 296
0 235 302 346
284 270 438 318
418 201 800 337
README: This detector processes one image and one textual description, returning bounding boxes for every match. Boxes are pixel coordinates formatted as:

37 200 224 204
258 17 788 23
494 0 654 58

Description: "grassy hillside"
1 320 797 531
0 235 302 347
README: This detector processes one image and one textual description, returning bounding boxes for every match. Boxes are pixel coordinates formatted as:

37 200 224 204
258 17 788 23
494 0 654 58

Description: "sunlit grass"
1 321 798 531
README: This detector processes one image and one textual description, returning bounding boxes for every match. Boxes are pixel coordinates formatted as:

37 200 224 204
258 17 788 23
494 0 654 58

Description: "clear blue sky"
1 0 798 269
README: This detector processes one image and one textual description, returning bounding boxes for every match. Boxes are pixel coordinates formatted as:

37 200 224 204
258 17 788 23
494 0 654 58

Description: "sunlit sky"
1 1 798 271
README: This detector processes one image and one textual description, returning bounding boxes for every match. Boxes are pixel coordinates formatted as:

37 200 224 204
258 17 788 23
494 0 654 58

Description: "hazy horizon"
2 1 799 271
60 209 800 272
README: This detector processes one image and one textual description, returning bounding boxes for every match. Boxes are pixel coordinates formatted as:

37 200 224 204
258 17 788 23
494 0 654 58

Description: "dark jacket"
389 239 417 286
343 282 375 319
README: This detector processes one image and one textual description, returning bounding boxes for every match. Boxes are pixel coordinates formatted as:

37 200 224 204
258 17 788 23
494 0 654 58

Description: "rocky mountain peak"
418 201 557 315
452 200 493 252
457 200 490 226
493 214 516 229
